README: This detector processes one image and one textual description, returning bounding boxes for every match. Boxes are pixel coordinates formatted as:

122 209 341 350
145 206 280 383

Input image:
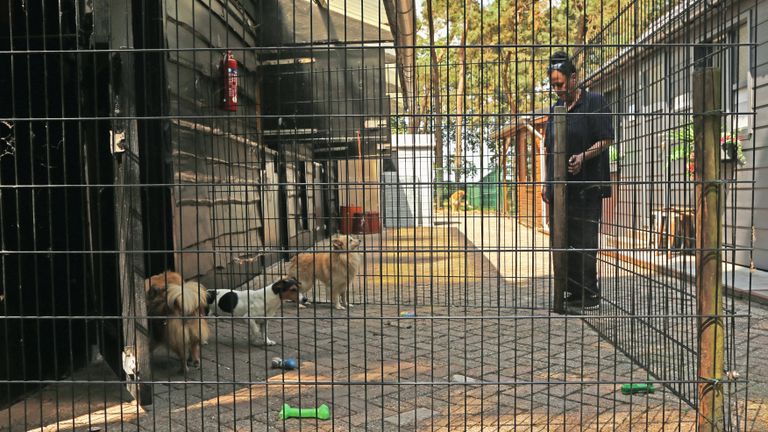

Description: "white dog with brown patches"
205 278 302 346
287 234 362 310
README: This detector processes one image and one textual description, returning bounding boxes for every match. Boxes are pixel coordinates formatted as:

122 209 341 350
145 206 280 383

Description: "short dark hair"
548 51 577 76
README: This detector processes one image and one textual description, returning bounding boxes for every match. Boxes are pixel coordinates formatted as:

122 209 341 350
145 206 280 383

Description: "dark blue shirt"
544 89 614 202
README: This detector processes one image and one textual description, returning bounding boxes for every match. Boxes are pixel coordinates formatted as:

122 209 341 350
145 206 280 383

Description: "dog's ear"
280 277 300 288
331 234 348 249
145 278 163 297
272 279 288 295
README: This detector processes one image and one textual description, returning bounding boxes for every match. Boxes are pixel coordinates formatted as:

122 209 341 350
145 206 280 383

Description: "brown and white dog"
287 234 362 310
144 271 210 373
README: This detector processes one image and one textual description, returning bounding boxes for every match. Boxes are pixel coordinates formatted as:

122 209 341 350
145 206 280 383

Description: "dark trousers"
552 193 602 299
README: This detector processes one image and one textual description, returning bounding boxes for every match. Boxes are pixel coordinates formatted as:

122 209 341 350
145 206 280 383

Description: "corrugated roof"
327 0 391 32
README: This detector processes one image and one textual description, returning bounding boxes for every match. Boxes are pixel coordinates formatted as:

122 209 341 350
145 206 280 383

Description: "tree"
409 0 674 210
455 23 466 183
426 0 447 203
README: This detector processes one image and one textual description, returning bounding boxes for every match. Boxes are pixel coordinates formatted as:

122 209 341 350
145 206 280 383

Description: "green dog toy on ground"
279 403 331 420
621 383 655 395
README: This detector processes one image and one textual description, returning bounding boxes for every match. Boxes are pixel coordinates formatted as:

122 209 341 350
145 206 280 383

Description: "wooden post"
103 0 153 407
694 67 724 432
552 106 568 314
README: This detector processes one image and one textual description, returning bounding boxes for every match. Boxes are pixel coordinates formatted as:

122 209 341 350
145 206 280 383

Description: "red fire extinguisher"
221 50 238 111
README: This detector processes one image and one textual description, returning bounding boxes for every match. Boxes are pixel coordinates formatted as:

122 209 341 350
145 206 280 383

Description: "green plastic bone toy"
620 383 655 395
279 403 331 420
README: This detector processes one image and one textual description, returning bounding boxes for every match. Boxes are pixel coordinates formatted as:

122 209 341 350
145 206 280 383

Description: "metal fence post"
552 105 567 314
693 66 724 431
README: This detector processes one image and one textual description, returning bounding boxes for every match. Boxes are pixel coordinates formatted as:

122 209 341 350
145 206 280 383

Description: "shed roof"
491 111 549 141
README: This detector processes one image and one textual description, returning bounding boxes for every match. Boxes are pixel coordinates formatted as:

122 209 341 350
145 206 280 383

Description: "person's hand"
568 153 584 175
541 186 550 204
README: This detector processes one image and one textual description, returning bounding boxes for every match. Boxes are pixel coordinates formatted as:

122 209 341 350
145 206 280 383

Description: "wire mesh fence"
0 0 764 430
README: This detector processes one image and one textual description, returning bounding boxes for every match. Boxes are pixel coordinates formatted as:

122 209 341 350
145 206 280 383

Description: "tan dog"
449 190 466 211
287 234 362 310
144 271 210 373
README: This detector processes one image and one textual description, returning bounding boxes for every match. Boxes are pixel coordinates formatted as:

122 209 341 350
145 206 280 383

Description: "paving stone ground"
3 214 766 431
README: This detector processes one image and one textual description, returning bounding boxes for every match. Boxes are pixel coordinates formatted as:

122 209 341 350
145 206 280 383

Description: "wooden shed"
493 114 550 231
0 0 411 409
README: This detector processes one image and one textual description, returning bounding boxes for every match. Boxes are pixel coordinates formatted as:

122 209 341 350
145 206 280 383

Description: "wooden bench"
652 207 695 257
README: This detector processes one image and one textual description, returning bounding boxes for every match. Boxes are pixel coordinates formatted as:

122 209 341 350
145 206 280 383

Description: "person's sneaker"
564 300 584 315
564 294 601 314
582 294 601 310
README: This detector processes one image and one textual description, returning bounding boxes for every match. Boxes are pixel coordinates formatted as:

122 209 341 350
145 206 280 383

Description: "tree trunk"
501 51 519 215
573 1 588 71
455 28 466 183
427 0 445 205
420 84 430 133
409 81 421 134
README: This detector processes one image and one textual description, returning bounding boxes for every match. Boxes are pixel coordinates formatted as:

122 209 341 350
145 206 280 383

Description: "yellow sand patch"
372 227 477 285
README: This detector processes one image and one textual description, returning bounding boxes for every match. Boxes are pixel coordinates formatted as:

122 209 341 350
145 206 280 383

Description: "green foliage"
667 123 747 166
669 142 692 162
669 123 694 144
668 123 693 161
391 116 409 134
415 0 682 174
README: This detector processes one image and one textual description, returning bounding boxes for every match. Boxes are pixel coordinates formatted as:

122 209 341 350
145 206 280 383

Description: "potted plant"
720 132 747 165
669 123 747 180
668 123 694 179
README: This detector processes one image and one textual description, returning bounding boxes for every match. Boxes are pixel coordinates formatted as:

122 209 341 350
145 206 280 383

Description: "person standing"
541 51 614 314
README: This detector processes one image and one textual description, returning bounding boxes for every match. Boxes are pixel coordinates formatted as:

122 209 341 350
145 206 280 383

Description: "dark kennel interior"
0 0 122 407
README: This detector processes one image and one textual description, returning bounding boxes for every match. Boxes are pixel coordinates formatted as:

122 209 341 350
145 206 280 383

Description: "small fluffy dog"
449 190 466 211
205 278 302 346
287 234 362 310
144 271 210 373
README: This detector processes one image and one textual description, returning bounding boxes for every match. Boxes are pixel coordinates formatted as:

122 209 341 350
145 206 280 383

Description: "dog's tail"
166 282 209 352
166 282 207 316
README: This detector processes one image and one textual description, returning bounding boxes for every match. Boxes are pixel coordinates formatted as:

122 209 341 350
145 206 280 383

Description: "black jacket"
544 89 615 203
